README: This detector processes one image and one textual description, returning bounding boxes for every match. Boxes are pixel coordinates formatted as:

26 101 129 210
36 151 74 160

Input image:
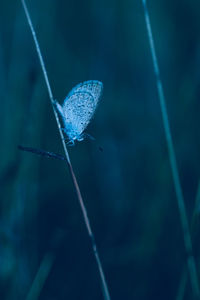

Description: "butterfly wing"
56 80 103 141
62 91 97 138
66 80 103 106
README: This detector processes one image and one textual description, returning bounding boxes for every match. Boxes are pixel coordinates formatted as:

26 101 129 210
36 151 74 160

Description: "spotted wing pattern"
66 80 103 106
57 80 103 142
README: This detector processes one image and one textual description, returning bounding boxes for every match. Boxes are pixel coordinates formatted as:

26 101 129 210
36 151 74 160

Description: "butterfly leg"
52 99 57 106
67 140 75 146
53 100 64 118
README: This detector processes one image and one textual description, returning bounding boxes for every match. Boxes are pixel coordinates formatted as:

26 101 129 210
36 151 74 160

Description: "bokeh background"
0 0 200 299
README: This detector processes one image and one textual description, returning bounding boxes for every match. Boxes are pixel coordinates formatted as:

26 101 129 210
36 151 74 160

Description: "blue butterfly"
55 80 103 145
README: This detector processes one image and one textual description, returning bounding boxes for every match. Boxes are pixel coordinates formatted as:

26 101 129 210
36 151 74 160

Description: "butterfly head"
64 123 84 145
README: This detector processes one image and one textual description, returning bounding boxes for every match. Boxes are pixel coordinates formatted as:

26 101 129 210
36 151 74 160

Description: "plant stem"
18 145 67 161
26 253 55 300
141 0 200 298
21 1 111 299
176 180 200 300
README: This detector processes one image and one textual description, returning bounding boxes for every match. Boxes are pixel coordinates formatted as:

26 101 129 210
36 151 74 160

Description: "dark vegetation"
0 0 200 299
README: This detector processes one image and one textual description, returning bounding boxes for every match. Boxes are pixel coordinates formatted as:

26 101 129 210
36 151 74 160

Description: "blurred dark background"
0 0 200 299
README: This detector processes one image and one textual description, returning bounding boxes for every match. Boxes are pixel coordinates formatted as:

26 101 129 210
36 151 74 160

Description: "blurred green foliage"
0 0 200 299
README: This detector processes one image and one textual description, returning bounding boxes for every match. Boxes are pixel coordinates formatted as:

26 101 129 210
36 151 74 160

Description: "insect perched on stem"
54 80 103 145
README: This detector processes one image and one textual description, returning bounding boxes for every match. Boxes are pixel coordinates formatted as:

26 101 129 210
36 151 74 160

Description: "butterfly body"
55 80 103 144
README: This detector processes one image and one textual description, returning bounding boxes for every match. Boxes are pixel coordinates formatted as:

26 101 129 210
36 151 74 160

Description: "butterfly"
55 80 103 145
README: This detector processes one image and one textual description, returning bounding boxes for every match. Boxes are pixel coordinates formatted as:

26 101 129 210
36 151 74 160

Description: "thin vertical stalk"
26 253 55 300
21 1 111 300
176 181 200 300
141 0 199 298
176 267 188 300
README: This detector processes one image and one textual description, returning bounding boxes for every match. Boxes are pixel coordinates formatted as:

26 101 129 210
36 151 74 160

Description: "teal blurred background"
0 0 200 299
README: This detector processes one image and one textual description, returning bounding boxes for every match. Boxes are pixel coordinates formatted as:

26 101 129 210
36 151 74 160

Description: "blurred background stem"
141 0 200 298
